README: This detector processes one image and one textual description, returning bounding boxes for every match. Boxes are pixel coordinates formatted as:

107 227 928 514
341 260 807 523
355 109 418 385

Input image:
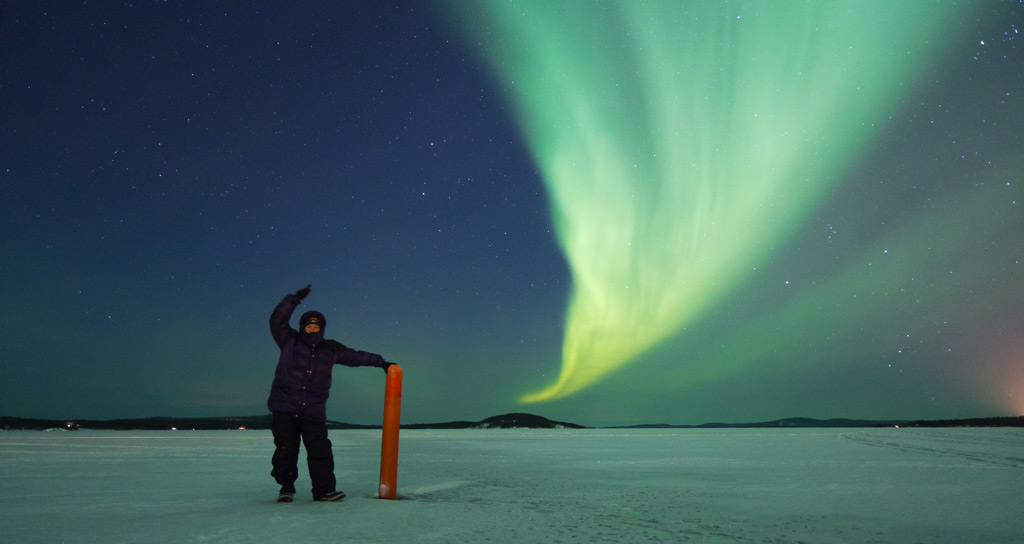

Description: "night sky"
2 1 1021 427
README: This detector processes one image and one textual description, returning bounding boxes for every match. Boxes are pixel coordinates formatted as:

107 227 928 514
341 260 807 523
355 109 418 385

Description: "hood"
299 310 326 346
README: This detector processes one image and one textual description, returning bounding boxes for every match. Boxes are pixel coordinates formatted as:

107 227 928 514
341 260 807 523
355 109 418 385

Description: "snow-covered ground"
1 427 1021 543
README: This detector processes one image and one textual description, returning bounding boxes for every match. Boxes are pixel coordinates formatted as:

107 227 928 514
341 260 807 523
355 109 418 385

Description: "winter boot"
315 491 346 502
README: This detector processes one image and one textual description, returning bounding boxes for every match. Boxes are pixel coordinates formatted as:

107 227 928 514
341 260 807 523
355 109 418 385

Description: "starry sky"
1 1 1021 427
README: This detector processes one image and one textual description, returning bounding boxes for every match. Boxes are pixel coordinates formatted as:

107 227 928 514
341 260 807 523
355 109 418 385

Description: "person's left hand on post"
382 362 395 374
295 284 311 302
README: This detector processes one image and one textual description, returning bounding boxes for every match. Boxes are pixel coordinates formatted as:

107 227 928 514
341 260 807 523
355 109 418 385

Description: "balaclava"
299 310 326 346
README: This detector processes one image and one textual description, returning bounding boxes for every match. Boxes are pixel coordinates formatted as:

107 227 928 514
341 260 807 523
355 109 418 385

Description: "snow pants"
270 412 336 499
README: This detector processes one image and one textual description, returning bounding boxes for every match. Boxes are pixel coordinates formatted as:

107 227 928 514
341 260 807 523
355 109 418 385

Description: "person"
267 284 394 502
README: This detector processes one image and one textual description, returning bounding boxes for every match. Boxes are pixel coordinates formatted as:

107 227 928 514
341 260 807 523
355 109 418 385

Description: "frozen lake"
1 428 1021 543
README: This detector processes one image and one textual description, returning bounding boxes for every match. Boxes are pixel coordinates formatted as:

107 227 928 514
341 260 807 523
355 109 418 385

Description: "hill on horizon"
2 413 1021 431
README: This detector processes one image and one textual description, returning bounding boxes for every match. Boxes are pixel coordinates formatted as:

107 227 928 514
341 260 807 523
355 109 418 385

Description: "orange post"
379 364 402 499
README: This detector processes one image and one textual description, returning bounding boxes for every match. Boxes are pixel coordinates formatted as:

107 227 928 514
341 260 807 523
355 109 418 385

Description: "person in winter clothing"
268 285 394 502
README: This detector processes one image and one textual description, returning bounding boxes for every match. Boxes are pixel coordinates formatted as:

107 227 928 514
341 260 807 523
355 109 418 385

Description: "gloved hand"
382 362 395 374
295 284 311 302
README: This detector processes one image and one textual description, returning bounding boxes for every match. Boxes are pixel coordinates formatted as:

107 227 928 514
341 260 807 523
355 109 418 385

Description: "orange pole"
379 364 402 499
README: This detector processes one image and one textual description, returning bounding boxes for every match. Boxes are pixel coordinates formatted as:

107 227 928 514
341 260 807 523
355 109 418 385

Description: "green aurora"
446 2 979 403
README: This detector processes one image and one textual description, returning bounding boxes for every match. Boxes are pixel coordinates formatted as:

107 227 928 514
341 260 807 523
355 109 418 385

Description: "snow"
1 428 1021 543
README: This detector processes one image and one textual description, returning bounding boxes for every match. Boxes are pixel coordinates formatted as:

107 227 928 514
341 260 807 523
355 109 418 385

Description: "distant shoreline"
2 413 1022 431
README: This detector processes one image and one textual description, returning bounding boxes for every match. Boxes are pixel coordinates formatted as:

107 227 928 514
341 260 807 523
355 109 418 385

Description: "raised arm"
269 285 310 348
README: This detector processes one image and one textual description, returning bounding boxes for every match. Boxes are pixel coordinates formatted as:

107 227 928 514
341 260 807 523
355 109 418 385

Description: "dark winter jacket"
267 294 387 421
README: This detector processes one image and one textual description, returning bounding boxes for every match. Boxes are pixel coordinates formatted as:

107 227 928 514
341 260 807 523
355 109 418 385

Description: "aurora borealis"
447 1 984 402
1 1 1021 425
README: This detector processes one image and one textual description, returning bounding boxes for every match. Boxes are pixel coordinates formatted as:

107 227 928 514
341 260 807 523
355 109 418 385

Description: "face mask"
300 327 324 346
